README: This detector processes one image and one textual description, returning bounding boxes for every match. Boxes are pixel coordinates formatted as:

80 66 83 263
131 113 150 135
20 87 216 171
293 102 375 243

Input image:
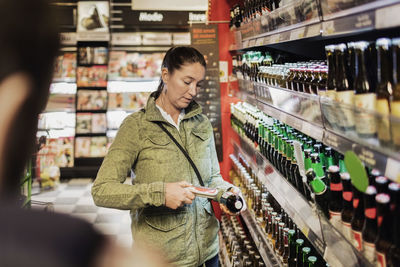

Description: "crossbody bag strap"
156 122 206 187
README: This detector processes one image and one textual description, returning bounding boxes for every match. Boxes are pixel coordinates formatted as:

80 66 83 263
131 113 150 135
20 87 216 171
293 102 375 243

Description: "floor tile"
55 197 79 205
54 204 75 214
95 214 125 223
73 205 99 213
58 190 85 198
76 197 95 205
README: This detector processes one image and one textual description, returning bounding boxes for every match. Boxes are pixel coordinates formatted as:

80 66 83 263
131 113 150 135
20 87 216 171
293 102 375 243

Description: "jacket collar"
145 92 203 123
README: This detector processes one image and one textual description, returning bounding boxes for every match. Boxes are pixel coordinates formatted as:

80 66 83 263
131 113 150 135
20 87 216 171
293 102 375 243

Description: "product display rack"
234 79 400 183
230 135 374 267
227 0 400 266
233 0 400 50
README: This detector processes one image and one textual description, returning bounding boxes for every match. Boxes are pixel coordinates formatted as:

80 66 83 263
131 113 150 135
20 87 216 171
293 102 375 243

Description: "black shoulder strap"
156 122 205 187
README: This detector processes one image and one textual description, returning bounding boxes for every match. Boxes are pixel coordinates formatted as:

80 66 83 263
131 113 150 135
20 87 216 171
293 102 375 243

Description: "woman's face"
162 62 205 110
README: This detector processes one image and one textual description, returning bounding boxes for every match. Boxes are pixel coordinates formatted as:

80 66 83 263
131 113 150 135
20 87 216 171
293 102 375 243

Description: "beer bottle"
325 45 338 129
288 229 297 267
295 239 304 267
327 166 343 231
292 153 308 199
347 42 356 92
388 183 400 266
311 153 326 184
307 256 317 267
376 38 393 147
354 41 377 138
324 147 335 169
220 191 244 213
341 172 354 242
376 176 389 194
391 38 400 150
313 144 326 172
335 43 356 131
318 69 328 96
338 153 348 173
362 185 378 263
375 193 393 267
301 247 311 267
369 169 380 188
351 185 365 251
304 149 313 171
306 169 329 218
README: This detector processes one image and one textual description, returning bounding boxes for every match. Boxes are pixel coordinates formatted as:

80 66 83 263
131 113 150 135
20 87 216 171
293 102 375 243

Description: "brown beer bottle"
375 193 393 267
354 41 377 139
388 183 400 267
351 185 365 251
391 38 400 150
341 172 354 242
376 38 393 147
325 45 338 129
335 43 355 131
362 185 378 263
327 166 343 231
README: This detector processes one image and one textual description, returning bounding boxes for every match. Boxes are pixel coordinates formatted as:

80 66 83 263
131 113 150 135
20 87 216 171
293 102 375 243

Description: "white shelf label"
385 158 400 183
249 39 256 47
376 3 400 29
60 32 77 45
290 27 305 40
111 33 141 45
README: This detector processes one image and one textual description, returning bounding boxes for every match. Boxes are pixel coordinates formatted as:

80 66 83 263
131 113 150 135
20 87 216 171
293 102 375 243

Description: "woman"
92 46 243 266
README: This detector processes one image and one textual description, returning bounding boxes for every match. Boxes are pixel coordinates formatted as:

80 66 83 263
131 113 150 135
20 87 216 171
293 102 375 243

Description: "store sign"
131 0 207 11
189 12 206 22
139 12 164 22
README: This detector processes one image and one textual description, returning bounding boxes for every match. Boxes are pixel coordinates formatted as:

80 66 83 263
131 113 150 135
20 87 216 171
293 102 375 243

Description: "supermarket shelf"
218 231 232 267
242 19 322 49
232 137 325 254
233 0 400 50
231 135 374 267
237 79 400 182
322 0 400 36
240 209 283 267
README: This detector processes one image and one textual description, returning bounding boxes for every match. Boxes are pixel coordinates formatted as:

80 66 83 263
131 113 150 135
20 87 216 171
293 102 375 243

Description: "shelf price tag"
271 34 280 44
242 40 249 48
322 20 335 35
290 27 305 40
376 3 400 29
263 36 271 45
248 39 256 47
385 158 400 183
255 37 264 46
60 32 77 45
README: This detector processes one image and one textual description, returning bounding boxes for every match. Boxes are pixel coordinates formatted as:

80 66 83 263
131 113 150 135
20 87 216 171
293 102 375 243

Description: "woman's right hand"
165 181 196 209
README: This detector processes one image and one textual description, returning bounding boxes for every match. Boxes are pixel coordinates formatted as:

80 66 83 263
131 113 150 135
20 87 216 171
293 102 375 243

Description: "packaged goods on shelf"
77 66 108 87
75 136 108 158
108 51 164 80
53 52 76 82
77 90 108 110
78 46 108 65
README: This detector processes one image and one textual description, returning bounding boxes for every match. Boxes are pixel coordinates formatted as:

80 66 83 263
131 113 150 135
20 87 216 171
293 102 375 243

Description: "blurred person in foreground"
0 0 168 266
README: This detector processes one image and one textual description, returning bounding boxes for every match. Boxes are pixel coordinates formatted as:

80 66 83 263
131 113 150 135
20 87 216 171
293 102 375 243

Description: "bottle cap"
376 193 390 203
340 172 351 180
389 183 400 191
328 165 340 173
365 185 377 195
302 247 311 253
335 43 347 51
308 256 317 263
376 176 388 184
376 38 391 49
296 239 304 246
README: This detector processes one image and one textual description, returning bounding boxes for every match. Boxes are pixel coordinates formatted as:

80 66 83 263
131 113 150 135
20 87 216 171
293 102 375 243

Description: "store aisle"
31 179 132 248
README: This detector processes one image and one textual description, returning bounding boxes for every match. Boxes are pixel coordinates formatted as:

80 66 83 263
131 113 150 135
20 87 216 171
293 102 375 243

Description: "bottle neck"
326 50 336 90
377 46 393 98
355 48 370 94
336 50 349 91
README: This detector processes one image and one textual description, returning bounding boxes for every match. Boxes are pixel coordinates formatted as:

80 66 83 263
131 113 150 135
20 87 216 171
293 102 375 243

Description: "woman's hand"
165 181 196 209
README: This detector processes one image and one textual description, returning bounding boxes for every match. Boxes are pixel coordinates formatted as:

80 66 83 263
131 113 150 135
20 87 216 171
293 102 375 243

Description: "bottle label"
365 208 376 219
377 251 387 267
342 221 352 241
376 99 391 142
354 93 377 135
391 101 400 146
336 91 355 128
351 229 363 251
330 182 343 191
353 198 359 209
329 211 342 231
343 191 353 201
325 90 338 125
363 241 376 262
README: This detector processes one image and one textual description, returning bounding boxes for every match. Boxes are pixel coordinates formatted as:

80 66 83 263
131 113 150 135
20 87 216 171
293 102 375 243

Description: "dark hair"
154 46 206 99
0 0 60 199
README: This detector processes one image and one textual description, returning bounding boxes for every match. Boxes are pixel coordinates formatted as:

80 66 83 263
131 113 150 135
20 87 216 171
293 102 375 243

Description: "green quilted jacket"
92 95 232 266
